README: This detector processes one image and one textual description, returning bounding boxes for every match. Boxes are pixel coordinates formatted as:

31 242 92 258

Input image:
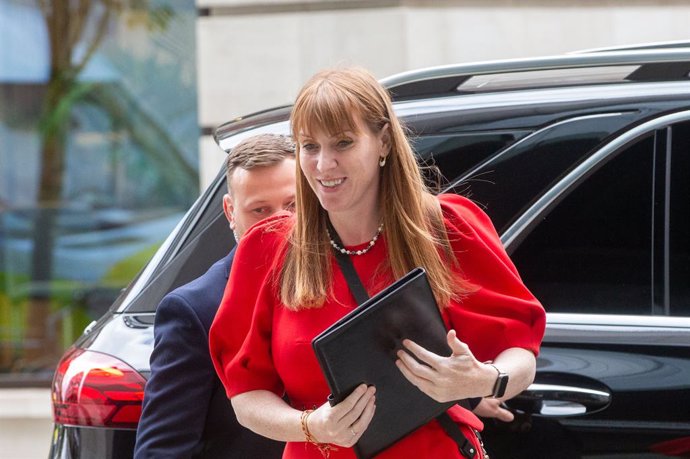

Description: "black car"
50 46 690 458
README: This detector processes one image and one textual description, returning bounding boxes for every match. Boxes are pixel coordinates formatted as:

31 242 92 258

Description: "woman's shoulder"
234 212 294 269
241 211 294 247
436 193 495 235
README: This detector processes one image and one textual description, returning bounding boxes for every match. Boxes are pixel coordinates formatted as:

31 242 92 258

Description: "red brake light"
52 347 146 428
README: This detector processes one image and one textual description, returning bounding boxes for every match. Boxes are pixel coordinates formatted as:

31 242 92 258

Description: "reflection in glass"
0 0 198 383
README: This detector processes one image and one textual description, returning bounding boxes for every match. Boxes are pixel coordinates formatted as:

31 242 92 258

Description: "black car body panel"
51 49 690 458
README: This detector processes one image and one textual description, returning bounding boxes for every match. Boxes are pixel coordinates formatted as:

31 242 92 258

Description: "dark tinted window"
184 170 228 245
124 173 233 313
670 122 690 316
511 136 655 314
449 112 641 233
411 132 526 185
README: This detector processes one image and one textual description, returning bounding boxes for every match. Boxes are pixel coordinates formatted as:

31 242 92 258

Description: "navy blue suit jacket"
134 249 284 458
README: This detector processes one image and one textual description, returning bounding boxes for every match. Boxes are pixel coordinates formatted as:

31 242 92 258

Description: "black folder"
311 268 456 459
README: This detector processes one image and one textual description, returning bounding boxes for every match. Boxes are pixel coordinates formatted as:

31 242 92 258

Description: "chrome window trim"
547 312 690 328
393 81 690 119
503 112 690 324
544 314 690 346
214 81 690 151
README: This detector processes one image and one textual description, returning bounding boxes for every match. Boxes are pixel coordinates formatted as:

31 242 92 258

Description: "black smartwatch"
487 363 509 398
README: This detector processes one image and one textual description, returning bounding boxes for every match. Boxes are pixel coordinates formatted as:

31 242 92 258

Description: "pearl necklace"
327 223 384 256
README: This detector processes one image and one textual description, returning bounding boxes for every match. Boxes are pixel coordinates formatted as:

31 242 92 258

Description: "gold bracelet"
300 409 335 458
300 409 315 442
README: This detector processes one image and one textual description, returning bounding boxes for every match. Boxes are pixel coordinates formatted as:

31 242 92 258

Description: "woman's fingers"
473 397 515 422
338 385 376 427
446 330 473 359
309 384 376 447
348 393 376 446
396 348 436 381
396 332 486 402
396 357 419 385
400 339 443 369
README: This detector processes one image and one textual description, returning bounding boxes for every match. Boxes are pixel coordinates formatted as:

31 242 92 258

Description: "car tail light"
52 347 146 428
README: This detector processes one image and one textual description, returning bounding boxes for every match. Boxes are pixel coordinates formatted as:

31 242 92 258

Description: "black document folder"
311 268 456 458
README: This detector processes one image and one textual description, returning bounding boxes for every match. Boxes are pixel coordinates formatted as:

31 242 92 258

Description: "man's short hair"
225 134 295 191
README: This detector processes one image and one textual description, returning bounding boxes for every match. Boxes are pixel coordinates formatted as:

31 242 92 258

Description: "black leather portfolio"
312 268 456 458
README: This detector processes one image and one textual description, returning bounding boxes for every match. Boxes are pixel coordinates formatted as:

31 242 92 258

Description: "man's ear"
222 194 236 230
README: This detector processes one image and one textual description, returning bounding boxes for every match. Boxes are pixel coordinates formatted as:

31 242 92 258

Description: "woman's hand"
307 384 377 447
395 329 496 403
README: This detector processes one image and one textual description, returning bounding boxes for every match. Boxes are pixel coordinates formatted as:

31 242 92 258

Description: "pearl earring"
379 156 387 167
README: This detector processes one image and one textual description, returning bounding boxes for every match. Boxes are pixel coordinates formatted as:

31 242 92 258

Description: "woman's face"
298 115 388 219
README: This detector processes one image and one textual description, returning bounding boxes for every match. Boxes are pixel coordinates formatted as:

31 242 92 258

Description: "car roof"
214 46 690 152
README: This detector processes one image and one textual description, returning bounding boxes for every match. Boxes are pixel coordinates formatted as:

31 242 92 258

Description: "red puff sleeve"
209 213 292 399
438 194 546 361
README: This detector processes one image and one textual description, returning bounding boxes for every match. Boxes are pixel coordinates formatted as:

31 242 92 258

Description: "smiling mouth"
319 178 345 188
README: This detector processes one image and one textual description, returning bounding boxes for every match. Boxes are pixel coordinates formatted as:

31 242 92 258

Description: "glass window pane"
450 112 642 234
670 122 690 316
511 136 655 314
411 132 526 186
0 0 198 384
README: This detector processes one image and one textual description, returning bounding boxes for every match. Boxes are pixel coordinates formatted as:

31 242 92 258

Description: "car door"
491 112 690 457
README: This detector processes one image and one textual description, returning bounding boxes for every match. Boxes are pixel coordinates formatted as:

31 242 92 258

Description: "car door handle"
507 383 611 417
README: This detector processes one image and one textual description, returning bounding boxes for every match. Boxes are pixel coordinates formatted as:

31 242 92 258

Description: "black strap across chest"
327 220 370 305
326 220 477 458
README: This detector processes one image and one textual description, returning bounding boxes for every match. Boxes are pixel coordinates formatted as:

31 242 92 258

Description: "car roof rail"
572 40 690 54
213 105 292 150
381 48 690 101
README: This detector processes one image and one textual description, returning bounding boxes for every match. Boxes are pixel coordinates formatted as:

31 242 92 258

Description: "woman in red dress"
210 67 546 458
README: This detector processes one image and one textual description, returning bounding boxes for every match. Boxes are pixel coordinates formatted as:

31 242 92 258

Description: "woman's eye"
337 139 353 149
301 143 317 152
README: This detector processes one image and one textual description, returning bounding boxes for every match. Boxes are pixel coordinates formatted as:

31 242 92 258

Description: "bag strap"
437 413 478 458
326 219 477 458
326 219 370 305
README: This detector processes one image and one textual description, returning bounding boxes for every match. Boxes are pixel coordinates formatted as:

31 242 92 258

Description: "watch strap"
487 363 509 398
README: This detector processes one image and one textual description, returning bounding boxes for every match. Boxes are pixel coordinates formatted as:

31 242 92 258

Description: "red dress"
210 194 546 458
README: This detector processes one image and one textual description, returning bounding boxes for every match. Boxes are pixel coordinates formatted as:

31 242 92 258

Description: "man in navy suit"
134 134 296 458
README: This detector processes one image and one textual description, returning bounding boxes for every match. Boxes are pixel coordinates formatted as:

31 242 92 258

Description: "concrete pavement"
0 389 52 458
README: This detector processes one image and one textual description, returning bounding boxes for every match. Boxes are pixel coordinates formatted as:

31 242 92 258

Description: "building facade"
195 0 690 187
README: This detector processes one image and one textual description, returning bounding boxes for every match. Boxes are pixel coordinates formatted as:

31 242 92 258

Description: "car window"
184 169 229 246
447 112 641 234
410 132 528 186
670 121 690 316
123 173 233 313
510 134 655 315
